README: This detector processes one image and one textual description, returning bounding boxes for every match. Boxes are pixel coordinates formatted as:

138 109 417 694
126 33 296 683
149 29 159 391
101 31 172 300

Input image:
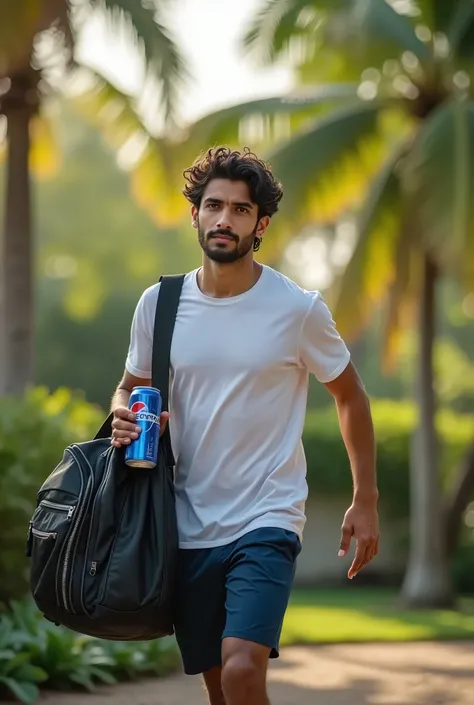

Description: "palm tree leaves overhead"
330 144 405 341
344 0 431 64
183 84 359 152
244 0 432 69
406 100 474 286
90 0 187 124
415 0 457 34
73 70 146 149
447 1 474 61
243 0 329 64
0 1 187 125
265 101 389 227
416 0 474 44
1 0 189 187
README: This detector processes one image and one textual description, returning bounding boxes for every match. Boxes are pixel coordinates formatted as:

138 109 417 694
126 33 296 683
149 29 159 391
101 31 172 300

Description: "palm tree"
0 0 186 395
162 0 474 607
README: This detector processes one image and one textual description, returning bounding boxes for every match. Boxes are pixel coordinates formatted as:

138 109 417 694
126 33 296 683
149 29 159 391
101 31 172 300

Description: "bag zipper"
32 527 57 539
63 444 101 613
40 499 75 519
57 446 87 613
81 449 114 611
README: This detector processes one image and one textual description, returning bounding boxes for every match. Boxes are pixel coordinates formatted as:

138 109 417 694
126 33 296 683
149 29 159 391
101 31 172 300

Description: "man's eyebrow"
203 197 255 209
234 201 255 209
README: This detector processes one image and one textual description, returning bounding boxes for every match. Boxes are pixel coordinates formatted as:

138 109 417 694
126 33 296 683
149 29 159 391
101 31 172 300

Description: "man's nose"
216 209 233 229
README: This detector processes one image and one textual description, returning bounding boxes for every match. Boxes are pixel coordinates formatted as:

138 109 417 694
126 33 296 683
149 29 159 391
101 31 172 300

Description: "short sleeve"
298 292 350 383
125 288 155 378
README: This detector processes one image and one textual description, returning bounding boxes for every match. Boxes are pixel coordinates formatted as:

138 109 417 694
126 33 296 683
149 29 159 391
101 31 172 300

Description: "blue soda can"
125 386 162 468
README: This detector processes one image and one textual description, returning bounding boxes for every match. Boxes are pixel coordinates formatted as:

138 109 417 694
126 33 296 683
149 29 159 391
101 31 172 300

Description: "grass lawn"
281 588 474 645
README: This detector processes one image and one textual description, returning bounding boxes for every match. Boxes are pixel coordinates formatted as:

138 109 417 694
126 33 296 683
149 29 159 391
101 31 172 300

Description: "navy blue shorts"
173 527 301 675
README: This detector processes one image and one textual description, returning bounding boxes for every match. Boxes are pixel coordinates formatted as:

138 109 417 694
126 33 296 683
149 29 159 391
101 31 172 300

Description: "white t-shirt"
126 266 350 549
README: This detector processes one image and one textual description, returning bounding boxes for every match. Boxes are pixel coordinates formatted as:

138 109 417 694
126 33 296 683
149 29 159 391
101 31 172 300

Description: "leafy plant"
0 599 180 703
10 605 116 692
101 637 181 681
0 613 47 705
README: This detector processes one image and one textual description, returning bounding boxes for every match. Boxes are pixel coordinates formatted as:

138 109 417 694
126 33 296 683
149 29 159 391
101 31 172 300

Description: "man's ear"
256 216 270 237
191 206 198 228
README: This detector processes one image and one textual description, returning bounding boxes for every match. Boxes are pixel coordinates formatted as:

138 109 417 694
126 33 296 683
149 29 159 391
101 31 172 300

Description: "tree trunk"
445 440 474 559
0 89 34 395
401 255 454 608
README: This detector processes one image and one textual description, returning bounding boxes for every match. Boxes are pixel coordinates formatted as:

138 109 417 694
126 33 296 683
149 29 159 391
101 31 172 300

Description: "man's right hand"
111 406 170 448
111 407 142 448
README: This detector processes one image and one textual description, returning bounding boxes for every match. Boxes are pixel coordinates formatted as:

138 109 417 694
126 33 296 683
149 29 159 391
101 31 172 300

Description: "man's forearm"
111 386 131 412
335 391 377 502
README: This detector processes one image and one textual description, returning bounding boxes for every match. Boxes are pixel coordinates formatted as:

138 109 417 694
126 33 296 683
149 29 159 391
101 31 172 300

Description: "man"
111 146 379 705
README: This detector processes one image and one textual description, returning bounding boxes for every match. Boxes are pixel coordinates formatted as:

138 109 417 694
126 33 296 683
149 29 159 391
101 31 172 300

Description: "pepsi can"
125 386 162 469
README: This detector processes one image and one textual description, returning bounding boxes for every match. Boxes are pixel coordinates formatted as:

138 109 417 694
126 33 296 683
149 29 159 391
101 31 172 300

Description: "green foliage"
303 399 474 518
0 612 47 705
0 599 180 704
452 526 474 593
0 387 103 604
282 587 474 645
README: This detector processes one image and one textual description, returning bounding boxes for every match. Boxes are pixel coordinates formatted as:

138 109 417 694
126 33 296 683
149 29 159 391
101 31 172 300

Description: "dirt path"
39 641 474 705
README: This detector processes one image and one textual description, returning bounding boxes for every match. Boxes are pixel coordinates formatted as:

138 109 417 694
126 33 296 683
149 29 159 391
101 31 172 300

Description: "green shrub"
0 599 180 704
0 387 104 605
303 399 474 519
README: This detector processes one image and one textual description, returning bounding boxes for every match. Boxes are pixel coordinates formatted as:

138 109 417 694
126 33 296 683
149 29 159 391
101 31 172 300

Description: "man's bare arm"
324 361 379 579
325 362 377 502
111 370 151 413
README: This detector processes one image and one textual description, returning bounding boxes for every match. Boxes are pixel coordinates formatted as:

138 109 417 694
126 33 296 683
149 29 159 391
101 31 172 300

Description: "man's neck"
198 257 263 298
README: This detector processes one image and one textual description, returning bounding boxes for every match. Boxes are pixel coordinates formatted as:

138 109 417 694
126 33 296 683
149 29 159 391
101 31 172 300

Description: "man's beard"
198 222 257 263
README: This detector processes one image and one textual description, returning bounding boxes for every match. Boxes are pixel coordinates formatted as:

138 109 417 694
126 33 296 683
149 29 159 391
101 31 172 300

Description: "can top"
131 386 161 394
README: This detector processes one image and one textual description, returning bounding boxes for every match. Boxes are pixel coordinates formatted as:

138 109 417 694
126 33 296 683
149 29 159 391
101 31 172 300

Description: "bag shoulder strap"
152 274 185 411
152 274 185 466
94 274 184 445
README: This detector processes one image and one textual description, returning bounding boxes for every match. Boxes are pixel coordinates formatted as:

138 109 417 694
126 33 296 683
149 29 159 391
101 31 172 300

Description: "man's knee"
221 638 268 701
222 653 262 694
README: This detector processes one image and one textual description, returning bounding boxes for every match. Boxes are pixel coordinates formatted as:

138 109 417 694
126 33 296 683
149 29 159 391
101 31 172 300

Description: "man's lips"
210 234 236 243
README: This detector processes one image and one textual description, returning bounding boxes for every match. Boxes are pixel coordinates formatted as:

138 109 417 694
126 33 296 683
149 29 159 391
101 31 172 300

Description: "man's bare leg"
203 666 226 705
221 637 271 705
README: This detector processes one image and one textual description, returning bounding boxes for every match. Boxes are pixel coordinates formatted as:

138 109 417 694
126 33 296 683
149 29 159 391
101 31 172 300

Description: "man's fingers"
114 406 136 422
113 429 138 440
112 418 141 433
348 538 378 578
348 539 369 579
112 411 170 445
338 523 353 557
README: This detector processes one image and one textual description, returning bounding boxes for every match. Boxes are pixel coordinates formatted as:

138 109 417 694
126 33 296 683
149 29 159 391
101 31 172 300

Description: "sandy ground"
38 641 474 705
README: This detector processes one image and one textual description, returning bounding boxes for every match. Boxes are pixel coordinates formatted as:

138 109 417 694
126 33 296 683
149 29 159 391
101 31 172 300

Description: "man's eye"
237 207 249 213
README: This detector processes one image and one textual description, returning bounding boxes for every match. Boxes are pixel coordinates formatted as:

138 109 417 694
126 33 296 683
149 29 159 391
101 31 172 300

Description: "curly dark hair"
183 146 283 219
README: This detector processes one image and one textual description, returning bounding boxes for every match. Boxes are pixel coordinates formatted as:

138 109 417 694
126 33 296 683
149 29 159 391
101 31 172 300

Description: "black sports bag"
26 274 184 641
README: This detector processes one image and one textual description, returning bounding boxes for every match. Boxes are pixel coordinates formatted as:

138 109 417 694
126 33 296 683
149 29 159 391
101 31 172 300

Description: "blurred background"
1 1 474 702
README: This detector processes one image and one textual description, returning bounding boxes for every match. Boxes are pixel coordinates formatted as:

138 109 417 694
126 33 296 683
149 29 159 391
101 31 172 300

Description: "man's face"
192 179 269 263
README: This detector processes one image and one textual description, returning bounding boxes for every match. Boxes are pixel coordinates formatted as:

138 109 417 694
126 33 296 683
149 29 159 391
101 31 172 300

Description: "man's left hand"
338 499 379 579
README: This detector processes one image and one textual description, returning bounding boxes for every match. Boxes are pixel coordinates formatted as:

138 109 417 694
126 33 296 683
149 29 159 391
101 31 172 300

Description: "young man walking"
110 147 379 705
